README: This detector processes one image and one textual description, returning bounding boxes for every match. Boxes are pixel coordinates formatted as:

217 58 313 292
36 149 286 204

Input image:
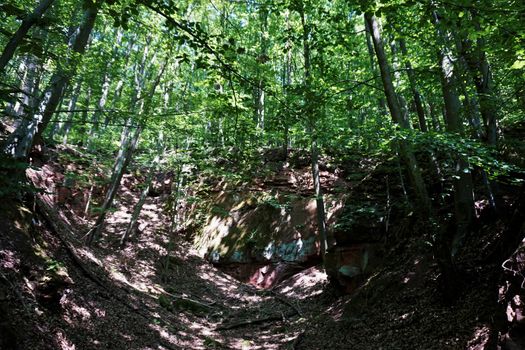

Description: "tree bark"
120 140 163 247
85 123 142 245
3 0 99 158
0 0 56 72
365 11 431 215
398 39 428 132
61 80 82 144
299 2 330 258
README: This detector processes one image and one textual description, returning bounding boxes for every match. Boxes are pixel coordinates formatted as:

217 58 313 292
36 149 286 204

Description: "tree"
364 9 431 215
3 0 100 159
0 0 56 72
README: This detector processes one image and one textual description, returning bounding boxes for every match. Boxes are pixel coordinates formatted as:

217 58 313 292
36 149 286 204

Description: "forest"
0 0 524 348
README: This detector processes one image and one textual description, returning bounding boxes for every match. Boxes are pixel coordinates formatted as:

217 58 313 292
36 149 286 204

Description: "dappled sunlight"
0 249 20 269
148 323 179 346
55 329 76 350
4 98 519 350
465 324 492 349
76 247 103 267
276 266 327 299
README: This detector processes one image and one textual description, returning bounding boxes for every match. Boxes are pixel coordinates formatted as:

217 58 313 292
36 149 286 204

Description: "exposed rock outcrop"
183 151 391 290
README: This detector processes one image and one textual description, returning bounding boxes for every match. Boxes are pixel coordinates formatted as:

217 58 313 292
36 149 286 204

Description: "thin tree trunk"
0 0 56 72
85 123 142 245
364 16 387 115
120 138 164 247
13 54 40 119
462 10 499 146
256 4 268 135
78 86 92 146
428 101 442 131
3 0 99 158
104 33 134 127
455 33 498 211
162 159 183 281
282 9 292 157
388 38 411 128
85 50 169 245
365 11 431 215
299 3 330 258
47 88 69 140
62 80 82 144
84 183 94 218
433 10 475 233
432 13 476 299
87 69 110 149
398 39 428 132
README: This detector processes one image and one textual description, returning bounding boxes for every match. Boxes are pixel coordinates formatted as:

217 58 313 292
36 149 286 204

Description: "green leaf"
511 59 525 70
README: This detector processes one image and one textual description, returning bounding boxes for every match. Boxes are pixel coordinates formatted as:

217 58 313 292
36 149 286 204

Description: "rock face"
324 244 383 293
196 191 320 265
185 153 388 290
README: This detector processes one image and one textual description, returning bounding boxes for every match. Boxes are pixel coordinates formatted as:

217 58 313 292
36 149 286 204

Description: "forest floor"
1 146 523 349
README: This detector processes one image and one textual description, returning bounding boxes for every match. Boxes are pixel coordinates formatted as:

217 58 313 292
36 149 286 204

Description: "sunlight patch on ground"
55 329 76 350
149 323 179 345
466 324 492 349
77 248 103 267
0 249 19 269
276 266 327 299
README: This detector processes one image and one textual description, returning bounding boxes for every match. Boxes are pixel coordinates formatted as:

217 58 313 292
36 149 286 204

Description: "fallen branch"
33 194 181 350
34 194 155 318
35 195 106 287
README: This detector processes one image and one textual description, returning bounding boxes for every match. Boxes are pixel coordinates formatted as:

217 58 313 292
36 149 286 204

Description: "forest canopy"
1 0 525 349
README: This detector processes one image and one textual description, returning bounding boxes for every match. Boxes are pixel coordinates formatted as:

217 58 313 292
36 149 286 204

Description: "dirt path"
10 164 330 350
2 155 514 350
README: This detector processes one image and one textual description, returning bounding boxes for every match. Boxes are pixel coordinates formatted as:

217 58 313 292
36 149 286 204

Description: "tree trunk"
428 101 442 131
432 11 476 294
85 123 142 245
87 69 110 149
13 54 40 120
282 9 292 157
299 3 330 258
433 10 475 232
365 11 431 215
455 31 498 211
398 39 428 132
85 50 169 245
364 16 387 115
388 38 411 128
255 4 268 136
61 80 82 144
0 0 56 72
79 86 92 146
3 0 99 158
162 160 184 281
120 139 163 247
104 33 134 127
462 10 499 146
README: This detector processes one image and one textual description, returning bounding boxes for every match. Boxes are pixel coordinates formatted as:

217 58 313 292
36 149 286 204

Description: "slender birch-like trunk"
4 0 99 158
365 11 431 215
0 0 56 72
